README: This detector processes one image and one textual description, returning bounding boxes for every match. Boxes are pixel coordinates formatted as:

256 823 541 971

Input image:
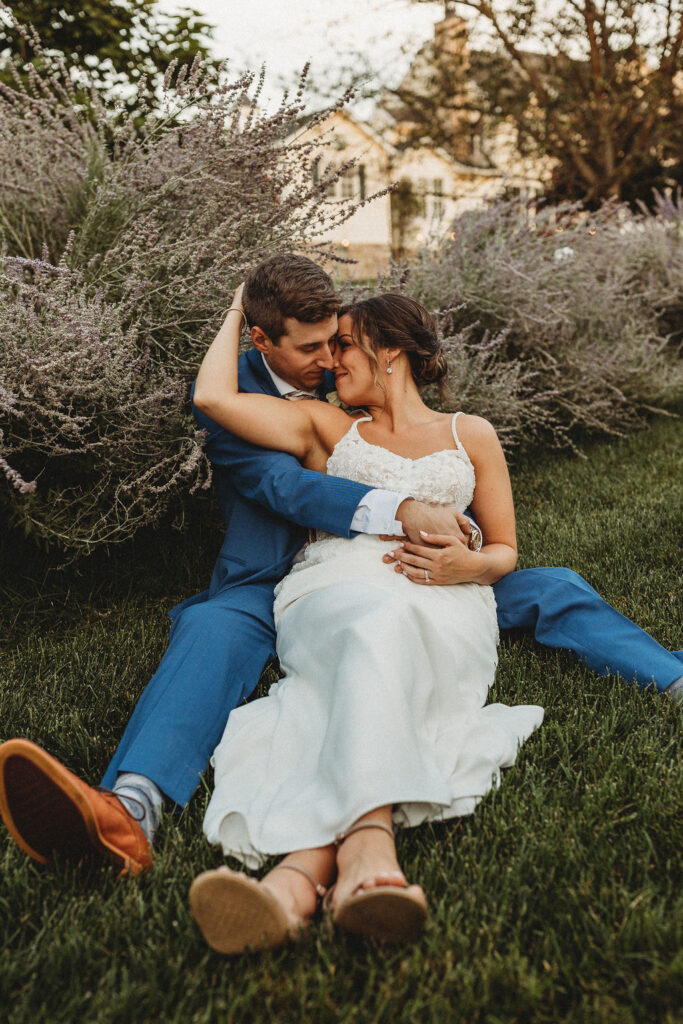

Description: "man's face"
257 314 338 392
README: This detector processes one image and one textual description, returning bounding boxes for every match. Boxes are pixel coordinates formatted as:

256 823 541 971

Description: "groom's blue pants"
101 581 278 807
101 567 682 808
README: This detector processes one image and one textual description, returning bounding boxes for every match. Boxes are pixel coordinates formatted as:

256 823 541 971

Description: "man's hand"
387 499 472 545
383 532 479 585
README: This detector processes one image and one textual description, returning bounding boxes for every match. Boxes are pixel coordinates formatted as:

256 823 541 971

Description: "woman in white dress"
190 287 543 952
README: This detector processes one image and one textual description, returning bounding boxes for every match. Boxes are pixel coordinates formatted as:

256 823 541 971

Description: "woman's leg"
257 845 337 928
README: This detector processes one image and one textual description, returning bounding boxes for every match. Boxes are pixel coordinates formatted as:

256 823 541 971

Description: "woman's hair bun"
415 348 449 386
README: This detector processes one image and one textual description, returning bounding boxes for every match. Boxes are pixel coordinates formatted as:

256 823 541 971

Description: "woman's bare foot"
259 862 321 935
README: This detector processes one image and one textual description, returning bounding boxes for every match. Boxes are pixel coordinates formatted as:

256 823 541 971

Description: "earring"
386 358 393 375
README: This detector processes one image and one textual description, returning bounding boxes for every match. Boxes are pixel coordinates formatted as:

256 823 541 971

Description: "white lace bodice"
326 413 475 509
274 411 488 622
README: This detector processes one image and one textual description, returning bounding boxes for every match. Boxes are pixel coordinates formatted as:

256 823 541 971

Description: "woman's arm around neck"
194 288 349 468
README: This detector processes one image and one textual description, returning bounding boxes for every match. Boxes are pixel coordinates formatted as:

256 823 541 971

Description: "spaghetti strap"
349 414 372 437
451 412 465 450
451 413 474 466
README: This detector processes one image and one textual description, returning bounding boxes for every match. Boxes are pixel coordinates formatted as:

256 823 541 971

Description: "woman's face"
332 314 384 407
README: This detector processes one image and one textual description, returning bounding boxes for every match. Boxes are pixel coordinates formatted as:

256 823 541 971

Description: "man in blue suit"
0 254 680 877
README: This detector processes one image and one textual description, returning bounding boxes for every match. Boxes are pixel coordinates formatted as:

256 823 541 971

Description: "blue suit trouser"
101 567 682 809
493 567 682 692
101 581 277 807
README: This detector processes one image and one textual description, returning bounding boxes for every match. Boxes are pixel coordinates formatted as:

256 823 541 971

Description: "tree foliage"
0 0 215 107
403 1 683 206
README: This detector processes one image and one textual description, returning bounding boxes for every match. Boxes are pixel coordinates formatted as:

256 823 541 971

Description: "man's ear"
250 325 272 353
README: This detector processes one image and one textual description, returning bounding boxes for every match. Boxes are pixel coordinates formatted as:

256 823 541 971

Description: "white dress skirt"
203 414 544 868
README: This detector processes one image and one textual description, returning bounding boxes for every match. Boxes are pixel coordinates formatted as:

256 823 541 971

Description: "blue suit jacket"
191 349 373 596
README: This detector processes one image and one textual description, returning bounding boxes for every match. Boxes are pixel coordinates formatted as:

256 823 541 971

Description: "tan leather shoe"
0 739 152 876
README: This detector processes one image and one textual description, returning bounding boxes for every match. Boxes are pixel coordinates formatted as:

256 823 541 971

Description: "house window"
341 169 355 198
416 178 428 217
432 179 444 219
358 164 366 201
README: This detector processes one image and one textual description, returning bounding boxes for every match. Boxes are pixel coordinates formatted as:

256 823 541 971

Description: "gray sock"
664 676 683 702
113 772 164 843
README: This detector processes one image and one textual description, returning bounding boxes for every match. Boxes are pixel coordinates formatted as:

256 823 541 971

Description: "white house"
304 110 393 276
293 14 546 277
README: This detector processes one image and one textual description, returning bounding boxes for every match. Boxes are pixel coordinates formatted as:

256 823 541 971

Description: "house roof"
289 107 396 158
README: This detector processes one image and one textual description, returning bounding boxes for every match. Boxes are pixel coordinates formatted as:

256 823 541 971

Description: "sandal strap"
334 820 395 847
270 862 327 900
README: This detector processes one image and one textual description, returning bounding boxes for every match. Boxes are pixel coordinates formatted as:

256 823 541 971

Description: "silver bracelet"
226 307 248 330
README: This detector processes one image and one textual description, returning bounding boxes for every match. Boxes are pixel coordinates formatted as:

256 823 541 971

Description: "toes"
405 884 427 906
358 871 406 891
375 871 407 888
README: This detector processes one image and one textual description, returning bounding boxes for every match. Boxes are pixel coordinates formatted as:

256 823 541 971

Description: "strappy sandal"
189 862 327 955
327 820 428 942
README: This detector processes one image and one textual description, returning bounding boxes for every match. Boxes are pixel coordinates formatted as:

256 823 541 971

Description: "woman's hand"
230 282 245 314
385 532 479 585
385 530 516 586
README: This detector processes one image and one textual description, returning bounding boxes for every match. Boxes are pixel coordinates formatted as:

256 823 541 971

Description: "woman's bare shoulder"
454 413 498 440
451 413 501 458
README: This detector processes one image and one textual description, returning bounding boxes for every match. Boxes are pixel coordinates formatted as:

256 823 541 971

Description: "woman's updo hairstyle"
340 293 448 392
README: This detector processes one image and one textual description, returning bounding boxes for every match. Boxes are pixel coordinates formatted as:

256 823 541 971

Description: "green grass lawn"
1 418 681 1024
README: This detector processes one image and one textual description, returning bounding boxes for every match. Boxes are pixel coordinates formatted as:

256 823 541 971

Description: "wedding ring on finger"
424 568 429 583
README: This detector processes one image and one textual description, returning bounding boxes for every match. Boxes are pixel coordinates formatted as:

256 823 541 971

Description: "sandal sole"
189 870 290 954
333 887 427 941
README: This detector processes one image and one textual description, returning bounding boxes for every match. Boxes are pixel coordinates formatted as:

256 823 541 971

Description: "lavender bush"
0 258 206 549
386 196 683 451
0 39 372 552
1 21 680 555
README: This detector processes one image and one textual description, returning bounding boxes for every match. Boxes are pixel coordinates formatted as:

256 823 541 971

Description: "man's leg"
101 582 277 806
493 567 682 693
0 582 277 873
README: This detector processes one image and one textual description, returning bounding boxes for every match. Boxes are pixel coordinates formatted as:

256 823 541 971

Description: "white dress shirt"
261 354 408 534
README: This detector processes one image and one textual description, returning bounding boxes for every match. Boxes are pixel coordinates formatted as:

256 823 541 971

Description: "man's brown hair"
243 254 340 344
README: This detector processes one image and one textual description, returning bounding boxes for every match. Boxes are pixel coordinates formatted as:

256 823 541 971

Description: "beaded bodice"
326 414 475 511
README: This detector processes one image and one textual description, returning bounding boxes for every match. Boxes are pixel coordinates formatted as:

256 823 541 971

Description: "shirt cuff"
350 489 410 535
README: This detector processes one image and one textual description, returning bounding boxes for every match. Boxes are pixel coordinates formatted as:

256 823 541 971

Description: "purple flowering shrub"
0 258 206 549
0 46 370 552
1 23 680 554
65 66 367 368
392 196 683 450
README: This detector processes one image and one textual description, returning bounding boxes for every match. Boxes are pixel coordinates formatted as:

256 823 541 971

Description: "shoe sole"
0 739 141 873
333 887 428 942
189 869 289 955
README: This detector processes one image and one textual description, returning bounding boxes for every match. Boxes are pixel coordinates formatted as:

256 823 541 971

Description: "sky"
157 0 445 109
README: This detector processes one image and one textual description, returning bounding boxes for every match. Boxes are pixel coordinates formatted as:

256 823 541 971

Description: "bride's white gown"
204 414 543 868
